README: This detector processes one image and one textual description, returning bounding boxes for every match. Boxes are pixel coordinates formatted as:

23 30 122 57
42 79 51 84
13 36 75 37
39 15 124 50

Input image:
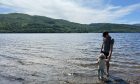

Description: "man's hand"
107 55 111 61
105 59 109 62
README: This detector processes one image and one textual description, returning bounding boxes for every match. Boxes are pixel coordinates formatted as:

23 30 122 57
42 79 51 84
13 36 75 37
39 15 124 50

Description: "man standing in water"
101 32 114 76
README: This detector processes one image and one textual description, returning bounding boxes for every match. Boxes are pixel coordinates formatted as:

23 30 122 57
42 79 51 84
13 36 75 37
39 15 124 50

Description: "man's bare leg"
106 61 110 76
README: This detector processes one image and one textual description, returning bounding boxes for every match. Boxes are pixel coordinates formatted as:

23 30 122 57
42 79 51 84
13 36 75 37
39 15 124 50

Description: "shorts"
101 51 109 59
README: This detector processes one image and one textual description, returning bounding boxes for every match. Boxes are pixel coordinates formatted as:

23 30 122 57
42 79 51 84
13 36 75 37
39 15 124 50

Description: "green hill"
0 13 139 33
133 24 140 26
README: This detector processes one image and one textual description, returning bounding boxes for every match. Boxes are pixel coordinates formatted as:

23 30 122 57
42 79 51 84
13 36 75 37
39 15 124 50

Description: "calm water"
0 33 140 84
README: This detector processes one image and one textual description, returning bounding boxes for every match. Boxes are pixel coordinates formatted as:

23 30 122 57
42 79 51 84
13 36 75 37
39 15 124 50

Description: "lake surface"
0 33 140 84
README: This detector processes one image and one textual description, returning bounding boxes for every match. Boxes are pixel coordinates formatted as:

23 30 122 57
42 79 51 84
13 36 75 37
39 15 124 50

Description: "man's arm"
108 44 113 61
101 43 103 53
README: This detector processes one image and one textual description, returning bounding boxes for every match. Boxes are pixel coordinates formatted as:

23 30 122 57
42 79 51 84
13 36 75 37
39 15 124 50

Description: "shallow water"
0 33 139 84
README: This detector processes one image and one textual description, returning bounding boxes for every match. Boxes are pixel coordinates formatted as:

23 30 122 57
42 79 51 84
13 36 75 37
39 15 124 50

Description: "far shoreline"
0 32 139 34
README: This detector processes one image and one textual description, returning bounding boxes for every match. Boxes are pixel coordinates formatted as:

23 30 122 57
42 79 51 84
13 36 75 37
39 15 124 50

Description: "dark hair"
103 31 109 37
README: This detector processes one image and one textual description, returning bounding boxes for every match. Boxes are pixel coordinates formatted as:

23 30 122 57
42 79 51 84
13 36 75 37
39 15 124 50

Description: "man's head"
103 31 109 38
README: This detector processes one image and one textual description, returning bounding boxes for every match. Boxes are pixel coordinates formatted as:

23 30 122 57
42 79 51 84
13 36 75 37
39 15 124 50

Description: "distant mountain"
0 13 139 33
133 24 140 26
89 23 140 33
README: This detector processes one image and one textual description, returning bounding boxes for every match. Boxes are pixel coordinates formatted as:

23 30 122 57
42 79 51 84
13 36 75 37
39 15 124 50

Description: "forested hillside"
0 13 139 33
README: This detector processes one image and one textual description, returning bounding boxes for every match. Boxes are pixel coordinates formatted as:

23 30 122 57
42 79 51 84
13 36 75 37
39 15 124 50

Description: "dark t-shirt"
103 36 111 53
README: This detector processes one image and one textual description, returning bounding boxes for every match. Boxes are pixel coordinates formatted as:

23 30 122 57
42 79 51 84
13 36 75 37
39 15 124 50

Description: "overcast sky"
0 0 140 24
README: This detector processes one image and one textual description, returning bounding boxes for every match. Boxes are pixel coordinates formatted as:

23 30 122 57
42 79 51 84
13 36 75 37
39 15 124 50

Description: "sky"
0 0 140 24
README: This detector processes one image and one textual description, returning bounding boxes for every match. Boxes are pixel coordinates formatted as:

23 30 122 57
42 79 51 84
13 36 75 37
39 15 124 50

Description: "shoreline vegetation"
0 13 140 33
